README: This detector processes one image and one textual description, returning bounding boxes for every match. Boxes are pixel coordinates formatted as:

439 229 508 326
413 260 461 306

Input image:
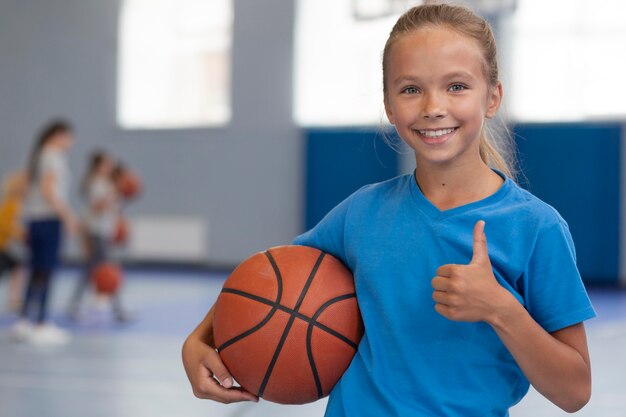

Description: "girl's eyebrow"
393 70 476 85
443 71 476 81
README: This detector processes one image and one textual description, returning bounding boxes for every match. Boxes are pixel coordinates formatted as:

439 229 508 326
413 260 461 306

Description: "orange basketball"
113 217 129 245
116 169 142 199
91 263 123 294
213 245 363 404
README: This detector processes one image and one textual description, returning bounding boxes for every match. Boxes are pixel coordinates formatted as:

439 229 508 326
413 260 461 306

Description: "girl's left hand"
431 220 514 323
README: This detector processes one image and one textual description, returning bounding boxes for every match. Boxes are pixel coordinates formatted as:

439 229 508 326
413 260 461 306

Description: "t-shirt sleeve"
292 193 355 265
523 221 596 333
40 152 60 178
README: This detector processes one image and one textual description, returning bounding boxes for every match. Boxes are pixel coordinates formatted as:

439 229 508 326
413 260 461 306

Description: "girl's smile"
413 127 459 145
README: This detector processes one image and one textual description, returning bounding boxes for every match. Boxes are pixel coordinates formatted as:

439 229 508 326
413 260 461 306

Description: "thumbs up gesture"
431 220 510 323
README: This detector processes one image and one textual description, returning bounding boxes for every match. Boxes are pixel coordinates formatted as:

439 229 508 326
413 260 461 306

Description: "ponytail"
26 119 72 185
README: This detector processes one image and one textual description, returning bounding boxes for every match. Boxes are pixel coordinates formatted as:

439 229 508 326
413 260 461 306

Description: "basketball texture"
113 217 129 245
213 245 363 404
91 263 123 294
116 169 142 199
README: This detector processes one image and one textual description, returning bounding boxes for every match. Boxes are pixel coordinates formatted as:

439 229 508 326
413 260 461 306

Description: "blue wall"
305 129 399 230
305 124 622 285
514 123 621 285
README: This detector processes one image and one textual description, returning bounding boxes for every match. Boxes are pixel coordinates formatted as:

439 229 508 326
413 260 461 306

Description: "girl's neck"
413 160 503 211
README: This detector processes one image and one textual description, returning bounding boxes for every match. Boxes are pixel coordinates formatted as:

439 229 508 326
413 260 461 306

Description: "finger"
226 386 260 402
194 374 259 403
201 355 234 389
431 276 449 291
436 264 456 277
470 220 489 265
432 290 449 305
434 302 452 319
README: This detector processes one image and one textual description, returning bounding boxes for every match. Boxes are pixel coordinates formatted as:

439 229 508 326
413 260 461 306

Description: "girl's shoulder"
40 148 65 167
503 180 569 233
350 173 413 201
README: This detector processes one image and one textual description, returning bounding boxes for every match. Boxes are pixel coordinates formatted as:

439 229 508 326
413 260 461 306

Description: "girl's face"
384 26 502 169
52 131 74 151
98 157 114 176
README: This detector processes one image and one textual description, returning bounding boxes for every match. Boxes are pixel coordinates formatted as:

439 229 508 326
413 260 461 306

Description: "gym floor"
0 269 624 417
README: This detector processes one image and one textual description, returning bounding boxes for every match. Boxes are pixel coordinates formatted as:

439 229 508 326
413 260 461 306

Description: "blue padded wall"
304 129 399 230
514 123 621 284
304 124 621 284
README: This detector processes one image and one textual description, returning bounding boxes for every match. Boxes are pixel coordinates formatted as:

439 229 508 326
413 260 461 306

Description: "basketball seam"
216 251 283 352
306 292 360 398
220 288 359 350
257 250 326 398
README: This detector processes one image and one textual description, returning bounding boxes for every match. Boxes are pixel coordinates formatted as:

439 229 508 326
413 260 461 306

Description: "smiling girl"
182 4 595 416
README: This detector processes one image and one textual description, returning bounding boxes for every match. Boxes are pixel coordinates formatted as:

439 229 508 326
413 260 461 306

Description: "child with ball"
183 4 594 415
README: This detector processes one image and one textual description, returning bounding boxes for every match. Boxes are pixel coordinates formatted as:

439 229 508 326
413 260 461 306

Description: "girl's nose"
421 92 446 119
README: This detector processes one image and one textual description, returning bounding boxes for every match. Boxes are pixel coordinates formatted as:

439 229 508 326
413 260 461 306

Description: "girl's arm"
182 304 259 403
488 297 591 412
40 171 78 234
432 221 591 412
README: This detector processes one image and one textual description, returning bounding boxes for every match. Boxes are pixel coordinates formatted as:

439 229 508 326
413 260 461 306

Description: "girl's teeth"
419 128 455 138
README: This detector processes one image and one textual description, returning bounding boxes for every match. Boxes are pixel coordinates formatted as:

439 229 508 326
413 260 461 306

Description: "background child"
13 119 78 345
68 150 131 322
182 3 595 416
0 170 27 311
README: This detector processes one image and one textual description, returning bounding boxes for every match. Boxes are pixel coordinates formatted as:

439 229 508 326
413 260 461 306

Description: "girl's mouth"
414 127 458 144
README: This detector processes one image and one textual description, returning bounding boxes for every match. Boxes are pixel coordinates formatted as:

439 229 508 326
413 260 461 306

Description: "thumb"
202 355 233 389
212 364 233 389
470 220 489 265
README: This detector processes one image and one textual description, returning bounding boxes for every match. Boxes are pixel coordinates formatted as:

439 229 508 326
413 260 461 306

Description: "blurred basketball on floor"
92 263 123 294
213 245 363 404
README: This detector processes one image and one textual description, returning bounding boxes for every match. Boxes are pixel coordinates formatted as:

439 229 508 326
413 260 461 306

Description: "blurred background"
0 0 625 416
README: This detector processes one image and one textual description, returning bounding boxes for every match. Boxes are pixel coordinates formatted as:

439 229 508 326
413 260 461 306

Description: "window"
294 0 404 126
293 0 515 127
118 0 232 129
508 0 626 121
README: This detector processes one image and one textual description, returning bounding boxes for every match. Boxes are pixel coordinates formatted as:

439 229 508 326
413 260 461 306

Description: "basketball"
92 263 123 294
213 245 363 404
113 217 129 245
116 168 142 199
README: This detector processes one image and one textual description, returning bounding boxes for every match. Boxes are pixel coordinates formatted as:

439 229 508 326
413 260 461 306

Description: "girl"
13 119 78 345
68 150 130 322
182 4 595 415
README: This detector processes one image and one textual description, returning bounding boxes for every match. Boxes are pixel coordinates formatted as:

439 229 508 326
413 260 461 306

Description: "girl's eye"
402 86 418 94
448 84 467 92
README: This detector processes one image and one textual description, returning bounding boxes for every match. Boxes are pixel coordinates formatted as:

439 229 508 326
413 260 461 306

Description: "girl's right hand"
182 312 259 403
63 212 80 236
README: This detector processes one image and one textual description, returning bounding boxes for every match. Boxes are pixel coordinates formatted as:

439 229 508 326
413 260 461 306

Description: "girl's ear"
485 81 503 119
384 97 395 125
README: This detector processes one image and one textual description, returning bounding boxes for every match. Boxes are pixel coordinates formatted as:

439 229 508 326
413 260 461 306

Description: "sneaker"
115 309 136 323
30 323 71 346
11 319 34 342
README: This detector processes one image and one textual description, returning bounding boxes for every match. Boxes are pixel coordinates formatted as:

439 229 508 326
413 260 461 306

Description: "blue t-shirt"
293 171 596 417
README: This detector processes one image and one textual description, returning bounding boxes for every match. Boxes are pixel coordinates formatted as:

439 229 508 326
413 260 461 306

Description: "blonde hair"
382 3 516 179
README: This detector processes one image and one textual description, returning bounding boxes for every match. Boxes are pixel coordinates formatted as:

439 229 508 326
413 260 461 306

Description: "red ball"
213 245 363 404
91 263 123 294
113 217 129 245
116 169 142 199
